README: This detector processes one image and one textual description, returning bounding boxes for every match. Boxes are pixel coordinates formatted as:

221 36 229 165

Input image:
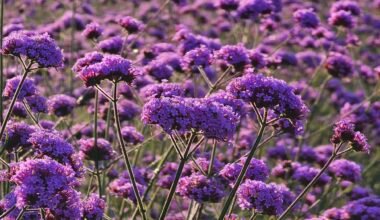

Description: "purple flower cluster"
47 94 76 117
141 96 240 141
220 157 269 187
176 173 226 203
331 120 370 153
2 121 35 152
118 16 144 34
121 126 144 145
2 31 63 68
9 159 81 219
293 8 320 29
79 138 115 161
73 52 137 86
82 22 103 40
82 194 105 220
237 180 293 216
227 73 308 122
3 76 36 100
140 82 185 101
329 159 362 183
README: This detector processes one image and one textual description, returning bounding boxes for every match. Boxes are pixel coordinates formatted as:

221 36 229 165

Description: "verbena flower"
237 0 274 19
329 159 362 183
141 97 240 141
220 157 269 187
176 173 226 203
82 22 103 40
330 1 361 16
292 165 331 186
97 36 123 54
2 121 35 152
118 99 140 121
214 44 250 71
118 16 144 33
3 76 36 100
1 31 63 68
218 0 239 11
293 8 320 28
328 10 355 29
79 138 115 161
82 194 105 220
9 158 82 219
47 94 76 117
25 95 48 113
227 73 308 122
121 126 144 145
73 52 137 86
237 180 293 216
325 52 354 78
143 59 173 81
140 83 184 101
181 46 213 72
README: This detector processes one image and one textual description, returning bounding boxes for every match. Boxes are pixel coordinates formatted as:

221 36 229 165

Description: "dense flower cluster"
3 76 36 100
1 31 63 68
237 180 293 216
141 96 240 141
227 73 308 121
79 138 115 161
73 52 137 86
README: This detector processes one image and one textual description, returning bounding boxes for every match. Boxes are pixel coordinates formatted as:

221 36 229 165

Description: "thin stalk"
95 160 102 197
206 66 231 96
0 0 4 123
131 145 174 220
105 85 114 139
0 205 15 218
0 61 32 153
218 111 267 220
112 82 146 220
278 143 345 219
208 140 217 176
16 207 26 220
159 133 196 220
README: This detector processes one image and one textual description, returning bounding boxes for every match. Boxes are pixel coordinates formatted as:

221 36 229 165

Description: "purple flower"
82 22 103 40
73 52 137 86
292 165 331 186
2 31 63 68
227 73 308 122
12 102 27 118
208 91 246 116
140 83 185 101
329 159 362 183
330 120 356 144
157 162 179 189
82 194 105 220
341 197 380 219
218 0 239 11
2 121 35 152
293 8 320 29
325 52 354 78
121 126 144 145
143 59 173 81
237 0 274 19
141 97 240 141
176 173 226 203
237 180 292 216
108 176 145 203
331 1 361 16
118 99 140 121
271 161 301 179
328 10 355 29
181 46 213 72
47 94 76 117
9 158 81 219
79 138 115 161
351 132 370 153
3 76 36 100
118 16 144 33
98 36 123 54
214 44 250 71
220 157 269 187
25 95 48 113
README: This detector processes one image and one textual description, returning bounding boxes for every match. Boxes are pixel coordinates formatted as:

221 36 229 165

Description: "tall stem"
95 160 102 197
112 82 146 220
0 61 32 149
218 113 267 220
0 0 4 123
159 133 196 220
278 143 344 219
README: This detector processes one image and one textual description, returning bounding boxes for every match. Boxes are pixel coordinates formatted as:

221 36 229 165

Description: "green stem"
159 133 196 220
0 0 4 124
112 82 146 220
131 145 174 219
0 60 32 155
208 140 217 176
95 160 102 197
218 111 267 220
278 143 345 219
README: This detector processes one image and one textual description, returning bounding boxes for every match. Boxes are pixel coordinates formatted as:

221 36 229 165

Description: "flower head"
2 31 63 68
329 159 362 183
79 138 115 161
118 16 144 33
47 94 76 117
3 76 36 100
293 8 320 28
82 22 103 40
